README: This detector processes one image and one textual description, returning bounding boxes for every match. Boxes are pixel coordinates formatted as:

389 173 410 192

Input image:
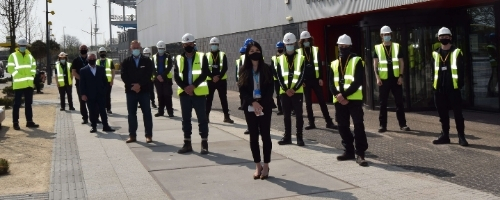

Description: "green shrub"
0 97 14 108
0 158 9 175
0 78 8 83
2 86 14 97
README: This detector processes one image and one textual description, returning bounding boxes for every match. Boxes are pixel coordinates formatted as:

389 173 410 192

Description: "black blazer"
79 65 108 100
173 52 210 96
153 53 173 80
120 55 154 93
238 64 275 109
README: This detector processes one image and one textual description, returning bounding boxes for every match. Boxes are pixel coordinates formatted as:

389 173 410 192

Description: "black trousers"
335 101 368 156
244 107 272 163
379 78 407 127
274 80 282 112
281 93 304 135
304 79 332 123
149 81 156 104
13 87 33 123
154 79 174 115
86 97 109 128
434 89 465 134
75 84 89 121
106 84 112 111
206 79 230 116
58 85 73 109
34 76 42 92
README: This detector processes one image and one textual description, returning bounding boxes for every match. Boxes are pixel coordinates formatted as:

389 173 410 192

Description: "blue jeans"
13 87 34 123
180 95 208 139
126 92 153 137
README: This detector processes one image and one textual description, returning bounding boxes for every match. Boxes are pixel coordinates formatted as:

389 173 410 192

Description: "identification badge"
441 66 448 71
339 79 345 84
212 65 219 69
254 89 261 98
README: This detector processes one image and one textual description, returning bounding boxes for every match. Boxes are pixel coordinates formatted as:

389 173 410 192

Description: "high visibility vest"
271 56 278 80
153 54 173 79
278 54 304 94
176 53 209 96
7 49 36 90
96 58 113 82
206 51 227 80
235 59 240 81
375 43 400 79
331 56 363 103
296 46 320 78
432 48 461 89
56 63 72 86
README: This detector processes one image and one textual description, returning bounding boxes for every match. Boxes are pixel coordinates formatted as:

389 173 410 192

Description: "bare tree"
61 34 81 58
0 0 33 53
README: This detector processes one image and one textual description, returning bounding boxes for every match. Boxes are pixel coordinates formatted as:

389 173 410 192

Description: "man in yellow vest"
7 38 40 130
174 33 211 154
97 47 115 114
329 34 368 166
236 46 246 111
205 37 234 123
276 33 306 146
431 27 468 146
373 25 410 133
297 31 337 130
55 52 75 111
152 40 175 117
270 41 284 115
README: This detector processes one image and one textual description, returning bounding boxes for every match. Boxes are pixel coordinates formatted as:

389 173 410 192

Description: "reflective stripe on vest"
375 43 400 80
235 59 240 80
206 51 227 80
279 54 304 94
96 58 113 82
176 53 209 96
56 63 73 86
9 52 35 90
153 54 173 79
296 46 320 78
331 57 363 103
432 49 461 89
271 56 277 80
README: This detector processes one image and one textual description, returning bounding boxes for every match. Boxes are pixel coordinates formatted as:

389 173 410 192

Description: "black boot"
278 134 292 145
13 122 20 130
26 121 40 128
326 121 338 129
276 111 283 115
378 126 387 133
223 114 234 123
151 102 157 108
296 133 305 146
201 140 209 154
206 115 210 123
304 122 316 130
458 132 469 147
432 131 450 144
337 151 355 161
177 140 193 154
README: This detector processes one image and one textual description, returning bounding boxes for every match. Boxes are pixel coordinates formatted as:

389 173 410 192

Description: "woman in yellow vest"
431 27 468 146
329 34 368 166
56 52 75 111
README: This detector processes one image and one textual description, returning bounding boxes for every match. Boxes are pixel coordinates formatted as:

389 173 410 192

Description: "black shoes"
13 123 20 130
60 108 65 111
326 122 338 129
223 117 234 123
276 111 283 115
201 140 209 154
278 136 292 145
90 127 97 133
168 113 175 117
103 126 115 132
356 155 368 166
432 132 451 144
378 126 387 133
336 152 356 161
304 123 316 130
296 134 305 146
178 140 193 154
154 113 164 117
238 107 243 110
458 133 469 146
26 122 39 128
244 129 250 134
107 109 112 114
400 126 411 131
82 120 88 124
151 103 157 108
69 107 76 111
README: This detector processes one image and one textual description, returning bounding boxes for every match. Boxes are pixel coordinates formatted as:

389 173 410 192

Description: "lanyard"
339 54 351 78
439 51 450 64
79 56 88 65
253 70 260 87
382 43 391 58
211 52 219 64
303 48 311 62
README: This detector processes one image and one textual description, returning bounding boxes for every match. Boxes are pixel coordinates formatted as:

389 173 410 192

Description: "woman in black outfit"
238 41 274 180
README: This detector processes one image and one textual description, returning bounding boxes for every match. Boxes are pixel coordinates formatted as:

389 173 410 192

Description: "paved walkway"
48 76 500 200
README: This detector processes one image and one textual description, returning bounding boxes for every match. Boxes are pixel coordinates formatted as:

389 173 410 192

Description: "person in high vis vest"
55 52 75 111
141 47 157 109
373 25 410 133
174 33 211 154
152 41 175 117
7 38 40 130
431 27 468 146
487 33 498 97
297 31 337 130
97 47 115 114
205 37 234 123
237 46 246 111
276 33 306 146
270 41 285 115
329 34 368 167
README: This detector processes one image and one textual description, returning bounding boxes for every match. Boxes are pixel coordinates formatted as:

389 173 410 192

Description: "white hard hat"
143 47 151 54
156 40 166 48
380 26 392 34
209 37 220 44
300 31 311 39
337 34 352 45
438 27 452 36
17 38 28 45
283 32 297 44
98 47 106 52
181 33 195 43
58 52 68 57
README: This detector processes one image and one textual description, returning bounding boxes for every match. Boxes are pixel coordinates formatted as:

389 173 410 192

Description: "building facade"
137 0 500 112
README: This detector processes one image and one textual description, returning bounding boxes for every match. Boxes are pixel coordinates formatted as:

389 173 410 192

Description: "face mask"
383 36 391 42
249 53 262 61
339 47 351 56
132 49 141 56
80 50 88 55
158 49 165 55
277 49 284 54
286 45 295 52
210 45 219 51
184 46 194 53
303 42 310 47
439 39 451 45
100 54 106 58
19 47 26 52
60 59 66 64
88 59 97 65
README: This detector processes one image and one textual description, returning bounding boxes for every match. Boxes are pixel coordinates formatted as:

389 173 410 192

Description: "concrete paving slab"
152 159 355 200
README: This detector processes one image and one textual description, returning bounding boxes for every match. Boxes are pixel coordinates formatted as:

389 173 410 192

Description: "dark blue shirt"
157 54 165 75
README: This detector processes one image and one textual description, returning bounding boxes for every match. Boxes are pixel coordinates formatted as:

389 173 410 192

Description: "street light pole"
46 0 51 85
63 26 66 51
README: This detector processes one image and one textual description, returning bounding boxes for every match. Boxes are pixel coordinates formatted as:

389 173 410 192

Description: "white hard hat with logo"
337 34 352 45
17 38 28 45
438 27 452 36
209 37 220 44
98 47 106 52
283 33 297 44
181 33 195 43
156 41 166 48
380 26 392 34
143 47 151 54
300 31 311 39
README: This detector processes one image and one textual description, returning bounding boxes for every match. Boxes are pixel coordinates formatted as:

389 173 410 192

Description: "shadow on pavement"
370 163 456 178
414 110 500 126
390 129 482 140
195 151 254 170
0 126 11 141
268 177 357 200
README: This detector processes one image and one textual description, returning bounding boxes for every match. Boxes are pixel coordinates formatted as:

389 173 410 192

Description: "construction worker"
431 27 468 146
152 41 175 117
7 38 40 130
55 52 75 111
140 47 157 109
236 46 246 111
174 33 211 154
329 34 368 166
205 37 234 123
276 33 306 146
373 25 410 133
97 47 115 114
270 41 284 115
297 31 337 129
